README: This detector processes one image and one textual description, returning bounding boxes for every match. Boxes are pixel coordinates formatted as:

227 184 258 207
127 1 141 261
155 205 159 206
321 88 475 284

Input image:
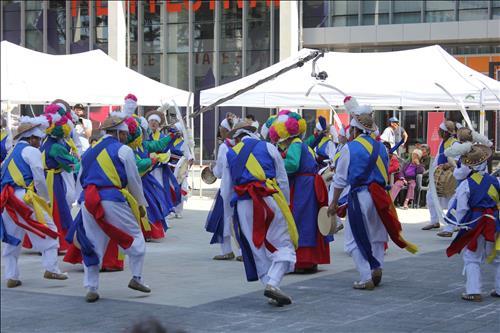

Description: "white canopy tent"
200 45 500 111
0 41 192 107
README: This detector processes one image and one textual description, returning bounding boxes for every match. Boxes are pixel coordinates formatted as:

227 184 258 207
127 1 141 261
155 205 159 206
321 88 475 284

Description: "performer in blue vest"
305 116 336 169
1 116 12 164
222 121 298 306
268 111 331 273
329 96 417 290
40 103 80 252
205 137 243 261
67 115 151 302
1 116 68 288
422 120 460 231
445 144 499 302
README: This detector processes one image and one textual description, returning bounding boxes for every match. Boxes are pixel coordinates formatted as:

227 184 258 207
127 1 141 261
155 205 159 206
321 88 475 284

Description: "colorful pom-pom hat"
267 110 307 144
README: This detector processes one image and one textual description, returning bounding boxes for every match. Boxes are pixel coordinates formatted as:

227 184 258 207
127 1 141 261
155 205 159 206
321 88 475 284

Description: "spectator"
390 148 425 209
380 117 408 153
419 144 431 171
384 142 400 176
219 112 236 139
245 114 259 132
73 103 92 153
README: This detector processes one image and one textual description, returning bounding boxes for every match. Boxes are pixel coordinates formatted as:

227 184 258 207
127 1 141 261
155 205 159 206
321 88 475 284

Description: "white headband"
147 114 161 123
20 127 46 139
350 117 374 133
439 122 448 132
107 122 129 133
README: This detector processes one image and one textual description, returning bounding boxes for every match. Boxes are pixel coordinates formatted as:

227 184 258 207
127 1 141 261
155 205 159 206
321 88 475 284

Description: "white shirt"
220 118 233 131
380 127 396 148
213 142 228 179
75 119 92 153
332 144 350 189
221 136 290 204
75 135 147 206
20 143 49 201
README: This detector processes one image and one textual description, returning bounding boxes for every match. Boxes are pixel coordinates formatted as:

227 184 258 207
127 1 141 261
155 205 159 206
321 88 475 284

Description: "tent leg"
199 110 203 198
479 89 485 135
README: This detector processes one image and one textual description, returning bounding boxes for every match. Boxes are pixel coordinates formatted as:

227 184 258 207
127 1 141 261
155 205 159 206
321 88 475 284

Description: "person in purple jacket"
390 148 425 209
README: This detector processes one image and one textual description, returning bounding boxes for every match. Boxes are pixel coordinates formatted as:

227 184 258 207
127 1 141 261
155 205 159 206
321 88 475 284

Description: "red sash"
84 185 134 250
234 181 277 251
446 208 496 257
0 185 58 239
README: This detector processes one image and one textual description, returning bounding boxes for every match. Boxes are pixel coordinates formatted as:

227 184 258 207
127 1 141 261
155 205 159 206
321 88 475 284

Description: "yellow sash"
7 159 51 225
233 142 299 248
95 148 150 232
355 136 389 185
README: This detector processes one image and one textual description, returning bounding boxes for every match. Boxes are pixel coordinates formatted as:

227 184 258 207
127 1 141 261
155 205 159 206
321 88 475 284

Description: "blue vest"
293 141 318 175
40 136 65 170
226 139 276 185
467 173 499 209
171 138 184 157
80 137 127 189
315 137 330 160
0 131 8 163
1 141 33 188
347 135 388 187
437 137 457 165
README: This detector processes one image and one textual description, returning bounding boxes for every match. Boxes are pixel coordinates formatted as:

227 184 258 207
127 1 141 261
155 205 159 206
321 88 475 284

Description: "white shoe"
175 213 183 219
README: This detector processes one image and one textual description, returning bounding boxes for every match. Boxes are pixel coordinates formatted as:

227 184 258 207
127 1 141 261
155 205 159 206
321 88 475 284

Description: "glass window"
393 0 422 24
166 53 189 90
143 0 161 53
425 1 455 22
332 0 359 27
361 0 390 25
126 1 138 71
25 1 43 51
71 0 90 53
247 3 270 75
167 0 188 23
2 1 22 44
47 0 66 54
458 0 489 21
303 0 328 28
95 0 108 53
494 1 500 19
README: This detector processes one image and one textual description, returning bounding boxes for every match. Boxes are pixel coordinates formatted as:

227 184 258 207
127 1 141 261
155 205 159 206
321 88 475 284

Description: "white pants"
344 190 388 283
237 198 296 288
462 235 500 295
2 189 61 280
426 191 451 226
82 200 146 291
220 236 242 256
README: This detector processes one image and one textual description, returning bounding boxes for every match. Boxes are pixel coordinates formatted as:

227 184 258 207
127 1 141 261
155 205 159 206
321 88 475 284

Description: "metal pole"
127 0 130 68
43 0 48 52
199 111 204 197
20 1 25 47
65 0 70 54
479 89 485 135
213 0 221 158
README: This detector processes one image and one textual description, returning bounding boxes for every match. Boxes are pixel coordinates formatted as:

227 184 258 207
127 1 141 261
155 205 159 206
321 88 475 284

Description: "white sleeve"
267 142 290 202
22 146 49 201
72 129 83 153
83 119 92 131
118 145 148 206
454 180 470 223
326 141 336 160
221 153 234 203
379 128 390 143
453 165 470 181
213 143 227 179
332 144 350 189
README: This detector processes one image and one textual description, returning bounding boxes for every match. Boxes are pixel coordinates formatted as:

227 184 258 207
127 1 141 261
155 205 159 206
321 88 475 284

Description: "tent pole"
199 110 203 198
479 89 485 135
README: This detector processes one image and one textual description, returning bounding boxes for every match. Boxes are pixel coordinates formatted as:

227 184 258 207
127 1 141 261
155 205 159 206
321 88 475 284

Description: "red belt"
447 208 496 257
234 181 277 250
84 184 134 249
0 185 58 239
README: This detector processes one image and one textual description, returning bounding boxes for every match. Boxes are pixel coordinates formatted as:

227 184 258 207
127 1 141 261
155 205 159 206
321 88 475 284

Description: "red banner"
427 112 444 156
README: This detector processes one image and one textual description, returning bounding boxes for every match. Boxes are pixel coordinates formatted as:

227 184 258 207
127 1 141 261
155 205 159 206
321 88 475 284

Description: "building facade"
1 0 499 158
303 0 500 149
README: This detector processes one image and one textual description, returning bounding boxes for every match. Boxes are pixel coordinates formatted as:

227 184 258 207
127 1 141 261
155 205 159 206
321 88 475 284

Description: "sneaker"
85 291 100 303
213 252 235 260
6 279 22 288
437 231 453 237
43 271 68 280
236 256 243 262
461 293 482 302
353 280 375 290
372 268 383 287
264 285 292 306
421 223 440 230
128 278 151 293
175 213 183 219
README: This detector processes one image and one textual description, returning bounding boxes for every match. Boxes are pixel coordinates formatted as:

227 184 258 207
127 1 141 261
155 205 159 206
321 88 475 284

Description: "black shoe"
264 285 292 306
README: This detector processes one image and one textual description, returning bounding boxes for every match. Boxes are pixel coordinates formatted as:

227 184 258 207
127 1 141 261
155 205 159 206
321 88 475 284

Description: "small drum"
201 166 217 184
319 167 334 184
317 206 337 236
434 167 456 198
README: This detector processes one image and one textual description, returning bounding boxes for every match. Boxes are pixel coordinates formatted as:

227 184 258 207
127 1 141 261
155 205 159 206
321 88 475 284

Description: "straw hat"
352 113 377 132
227 120 257 139
14 122 42 140
145 110 166 127
100 116 127 131
457 127 473 143
439 120 456 134
461 144 492 167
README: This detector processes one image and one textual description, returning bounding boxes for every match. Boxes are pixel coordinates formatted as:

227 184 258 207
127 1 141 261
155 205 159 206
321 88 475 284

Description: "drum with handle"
434 167 456 198
174 156 190 184
201 166 217 184
317 206 337 236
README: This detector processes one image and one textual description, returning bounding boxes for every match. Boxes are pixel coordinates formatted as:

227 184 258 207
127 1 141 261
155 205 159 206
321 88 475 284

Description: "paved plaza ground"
1 195 499 333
